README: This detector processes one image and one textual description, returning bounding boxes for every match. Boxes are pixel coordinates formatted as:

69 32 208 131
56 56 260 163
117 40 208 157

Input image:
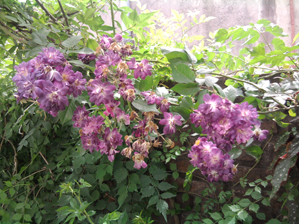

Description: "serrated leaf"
141 186 155 198
32 29 50 46
270 156 297 198
117 186 128 207
238 199 251 208
262 198 271 206
249 203 259 213
157 182 175 191
132 99 159 113
266 219 282 224
209 212 222 221
237 210 248 221
150 168 168 181
58 99 75 125
170 64 195 83
251 191 262 200
228 205 241 212
62 35 82 48
223 85 238 102
147 195 159 208
256 212 266 220
161 192 176 199
171 83 199 96
156 200 168 221
114 168 128 184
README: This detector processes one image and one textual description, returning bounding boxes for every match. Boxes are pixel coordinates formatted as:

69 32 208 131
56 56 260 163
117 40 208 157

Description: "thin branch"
35 0 58 24
20 167 47 182
0 21 31 41
258 105 299 114
57 0 70 34
109 0 116 36
1 136 18 175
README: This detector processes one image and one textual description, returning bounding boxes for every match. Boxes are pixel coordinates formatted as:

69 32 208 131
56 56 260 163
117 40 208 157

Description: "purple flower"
87 79 116 106
12 61 35 83
72 106 90 128
134 59 152 80
81 133 100 153
97 50 121 67
159 112 182 135
69 72 86 97
103 128 123 150
37 80 69 117
116 110 130 125
114 33 123 42
82 115 104 135
78 53 96 64
253 124 268 141
120 44 132 57
38 47 66 67
160 99 170 113
94 64 110 79
127 58 137 70
100 35 112 50
141 91 164 105
132 152 147 169
103 100 121 118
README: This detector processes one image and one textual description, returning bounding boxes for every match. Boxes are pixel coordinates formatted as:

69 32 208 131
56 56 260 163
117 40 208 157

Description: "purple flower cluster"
13 47 86 117
72 106 124 162
190 94 268 152
188 138 237 182
91 33 152 103
189 94 268 181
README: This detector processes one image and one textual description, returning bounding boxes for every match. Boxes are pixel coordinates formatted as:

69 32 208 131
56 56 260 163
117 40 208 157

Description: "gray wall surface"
127 0 299 47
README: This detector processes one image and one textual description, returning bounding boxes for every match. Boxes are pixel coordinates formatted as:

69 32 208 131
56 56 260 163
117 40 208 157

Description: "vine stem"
233 134 273 187
57 0 70 34
109 0 116 36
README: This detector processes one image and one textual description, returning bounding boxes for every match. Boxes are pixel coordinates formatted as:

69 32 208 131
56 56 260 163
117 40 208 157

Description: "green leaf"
172 171 179 179
62 35 82 48
182 193 189 202
205 76 219 87
215 28 228 42
58 100 76 125
197 89 208 105
161 192 176 199
209 212 222 221
135 75 153 91
170 163 177 171
158 182 175 191
170 64 195 83
228 148 242 159
289 134 299 157
129 9 140 22
261 198 271 206
238 199 251 208
251 191 262 200
270 156 297 198
237 210 248 221
86 39 98 50
202 218 214 224
223 85 238 102
245 146 263 160
68 48 94 54
12 213 22 221
266 219 281 224
256 212 266 220
170 106 191 120
161 47 190 63
132 99 160 113
129 173 140 184
228 205 241 212
141 186 155 198
147 195 159 208
32 29 50 46
117 186 128 207
114 168 128 184
249 203 259 213
156 200 168 221
150 168 168 181
171 83 199 95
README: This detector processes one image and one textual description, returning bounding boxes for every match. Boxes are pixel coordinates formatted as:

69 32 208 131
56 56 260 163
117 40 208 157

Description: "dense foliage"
0 0 299 224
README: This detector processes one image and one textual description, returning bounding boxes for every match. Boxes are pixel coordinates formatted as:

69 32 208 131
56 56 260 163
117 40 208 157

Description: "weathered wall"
128 0 298 47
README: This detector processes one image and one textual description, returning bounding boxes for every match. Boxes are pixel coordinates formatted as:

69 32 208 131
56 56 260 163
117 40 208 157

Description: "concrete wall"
128 0 298 47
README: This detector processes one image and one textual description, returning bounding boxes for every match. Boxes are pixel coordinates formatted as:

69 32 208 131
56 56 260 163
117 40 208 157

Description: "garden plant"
0 0 299 223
